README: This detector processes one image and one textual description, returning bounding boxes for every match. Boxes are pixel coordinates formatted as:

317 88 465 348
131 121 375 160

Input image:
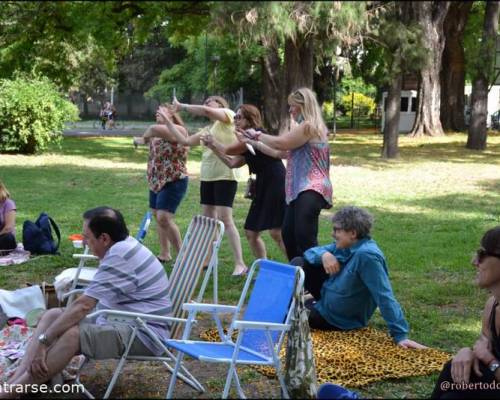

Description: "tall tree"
440 1 472 132
407 1 450 137
466 1 500 150
212 2 368 133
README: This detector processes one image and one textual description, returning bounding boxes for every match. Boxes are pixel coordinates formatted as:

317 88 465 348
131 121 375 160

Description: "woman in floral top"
139 105 189 263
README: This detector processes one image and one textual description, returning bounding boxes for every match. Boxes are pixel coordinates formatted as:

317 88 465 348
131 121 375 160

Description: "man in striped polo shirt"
2 207 172 395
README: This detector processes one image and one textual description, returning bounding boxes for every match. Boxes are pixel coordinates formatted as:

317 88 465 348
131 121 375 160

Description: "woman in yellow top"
145 96 248 276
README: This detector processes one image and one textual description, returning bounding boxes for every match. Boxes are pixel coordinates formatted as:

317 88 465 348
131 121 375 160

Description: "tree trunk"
261 45 282 134
382 75 402 159
408 1 450 137
440 2 472 132
466 1 500 150
279 35 314 133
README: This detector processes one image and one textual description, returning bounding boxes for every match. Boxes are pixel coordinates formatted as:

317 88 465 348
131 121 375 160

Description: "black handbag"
244 176 257 200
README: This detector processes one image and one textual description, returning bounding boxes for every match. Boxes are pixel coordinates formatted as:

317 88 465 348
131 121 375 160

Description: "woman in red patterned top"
136 104 189 263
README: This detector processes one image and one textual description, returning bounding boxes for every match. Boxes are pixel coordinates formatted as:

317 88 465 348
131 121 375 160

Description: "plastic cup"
73 240 83 248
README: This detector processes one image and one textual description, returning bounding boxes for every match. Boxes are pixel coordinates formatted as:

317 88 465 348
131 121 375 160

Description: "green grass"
0 129 499 398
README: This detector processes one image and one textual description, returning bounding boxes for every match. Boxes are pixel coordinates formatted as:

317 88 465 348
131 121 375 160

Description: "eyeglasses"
476 248 500 263
234 114 244 120
333 226 344 233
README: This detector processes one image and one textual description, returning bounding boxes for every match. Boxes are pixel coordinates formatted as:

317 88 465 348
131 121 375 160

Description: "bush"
341 92 376 119
0 76 78 154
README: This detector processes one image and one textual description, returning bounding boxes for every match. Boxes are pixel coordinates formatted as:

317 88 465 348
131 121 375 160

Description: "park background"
1 1 500 398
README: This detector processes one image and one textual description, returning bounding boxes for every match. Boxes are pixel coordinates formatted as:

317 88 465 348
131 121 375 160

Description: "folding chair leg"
166 351 185 399
232 368 246 399
103 327 139 399
160 357 204 393
222 364 236 399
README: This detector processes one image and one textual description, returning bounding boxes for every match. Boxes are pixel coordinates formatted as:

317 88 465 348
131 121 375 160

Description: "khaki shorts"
79 321 154 359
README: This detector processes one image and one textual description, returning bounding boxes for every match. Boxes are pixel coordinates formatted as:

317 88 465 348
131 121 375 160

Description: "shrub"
0 76 78 154
341 92 376 119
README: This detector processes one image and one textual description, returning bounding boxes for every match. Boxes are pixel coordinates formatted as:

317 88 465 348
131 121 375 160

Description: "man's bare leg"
7 309 63 384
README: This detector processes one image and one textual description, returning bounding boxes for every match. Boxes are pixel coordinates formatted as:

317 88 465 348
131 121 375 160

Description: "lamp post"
211 55 220 94
204 32 208 99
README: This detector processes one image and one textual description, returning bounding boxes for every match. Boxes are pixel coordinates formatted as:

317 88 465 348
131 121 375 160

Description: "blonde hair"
205 96 229 109
288 88 328 138
0 181 10 202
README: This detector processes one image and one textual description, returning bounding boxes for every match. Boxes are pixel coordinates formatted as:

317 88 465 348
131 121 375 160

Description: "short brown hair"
237 104 263 129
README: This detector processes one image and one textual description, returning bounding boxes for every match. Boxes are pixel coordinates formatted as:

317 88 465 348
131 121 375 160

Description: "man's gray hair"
331 206 374 239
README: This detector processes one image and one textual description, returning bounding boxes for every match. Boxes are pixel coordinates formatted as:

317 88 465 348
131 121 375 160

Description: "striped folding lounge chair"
70 215 224 399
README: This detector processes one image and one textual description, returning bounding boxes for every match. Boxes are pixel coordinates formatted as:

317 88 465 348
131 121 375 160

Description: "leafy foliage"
341 92 376 118
146 32 263 104
0 76 78 154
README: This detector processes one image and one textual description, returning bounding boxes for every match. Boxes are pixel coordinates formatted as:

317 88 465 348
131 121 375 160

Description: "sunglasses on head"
476 248 500 262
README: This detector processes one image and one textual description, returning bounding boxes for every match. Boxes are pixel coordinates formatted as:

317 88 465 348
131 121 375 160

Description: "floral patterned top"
147 138 188 193
285 141 332 207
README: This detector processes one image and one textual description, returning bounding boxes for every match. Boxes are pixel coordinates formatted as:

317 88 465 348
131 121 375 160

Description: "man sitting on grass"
292 205 426 349
0 206 172 398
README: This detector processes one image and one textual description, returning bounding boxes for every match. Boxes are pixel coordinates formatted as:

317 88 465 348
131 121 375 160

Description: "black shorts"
200 180 238 207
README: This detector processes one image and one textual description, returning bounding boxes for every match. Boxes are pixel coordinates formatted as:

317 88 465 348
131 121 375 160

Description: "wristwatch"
38 333 50 346
489 360 500 373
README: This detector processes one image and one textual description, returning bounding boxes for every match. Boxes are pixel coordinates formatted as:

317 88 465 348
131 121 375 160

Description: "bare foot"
231 265 248 276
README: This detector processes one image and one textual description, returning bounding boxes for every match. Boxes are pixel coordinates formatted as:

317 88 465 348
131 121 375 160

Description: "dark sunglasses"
476 248 500 262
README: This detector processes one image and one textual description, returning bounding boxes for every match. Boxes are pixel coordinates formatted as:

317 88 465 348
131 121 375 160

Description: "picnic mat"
200 327 451 387
0 245 30 267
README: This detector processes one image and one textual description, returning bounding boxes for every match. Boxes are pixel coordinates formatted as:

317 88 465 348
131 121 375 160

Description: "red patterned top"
147 138 188 193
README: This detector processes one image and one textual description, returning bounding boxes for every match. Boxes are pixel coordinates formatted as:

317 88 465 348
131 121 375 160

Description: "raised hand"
172 96 182 112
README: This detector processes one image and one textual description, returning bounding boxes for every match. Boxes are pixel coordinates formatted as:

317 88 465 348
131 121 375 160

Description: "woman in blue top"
294 206 426 349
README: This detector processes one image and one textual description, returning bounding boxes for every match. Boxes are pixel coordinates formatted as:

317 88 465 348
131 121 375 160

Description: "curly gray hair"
331 206 374 239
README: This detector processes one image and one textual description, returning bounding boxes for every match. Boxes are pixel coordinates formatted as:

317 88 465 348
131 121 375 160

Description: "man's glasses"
476 248 500 263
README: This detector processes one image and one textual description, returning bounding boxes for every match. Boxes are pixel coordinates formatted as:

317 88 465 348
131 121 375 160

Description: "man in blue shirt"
295 206 425 349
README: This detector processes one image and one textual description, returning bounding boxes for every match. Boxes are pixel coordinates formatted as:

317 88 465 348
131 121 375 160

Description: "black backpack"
22 212 61 255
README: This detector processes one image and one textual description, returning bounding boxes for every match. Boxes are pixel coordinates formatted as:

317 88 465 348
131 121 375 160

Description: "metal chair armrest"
232 320 291 332
182 303 238 314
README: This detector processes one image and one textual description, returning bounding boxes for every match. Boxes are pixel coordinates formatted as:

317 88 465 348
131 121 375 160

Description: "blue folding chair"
165 259 305 399
135 210 152 243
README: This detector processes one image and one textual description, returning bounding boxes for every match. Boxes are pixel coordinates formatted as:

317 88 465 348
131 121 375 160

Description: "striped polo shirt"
84 236 172 355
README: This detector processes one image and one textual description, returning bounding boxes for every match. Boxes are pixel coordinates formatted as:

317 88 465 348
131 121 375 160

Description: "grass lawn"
0 128 499 398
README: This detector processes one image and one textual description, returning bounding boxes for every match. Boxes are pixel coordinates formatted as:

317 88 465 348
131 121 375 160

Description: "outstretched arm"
173 97 232 124
203 134 246 169
249 123 312 151
144 106 201 146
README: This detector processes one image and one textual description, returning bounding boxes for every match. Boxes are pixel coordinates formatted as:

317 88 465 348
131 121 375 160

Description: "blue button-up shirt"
303 237 409 343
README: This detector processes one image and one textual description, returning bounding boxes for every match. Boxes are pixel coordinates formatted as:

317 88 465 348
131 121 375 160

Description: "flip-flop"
231 267 248 277
157 257 172 263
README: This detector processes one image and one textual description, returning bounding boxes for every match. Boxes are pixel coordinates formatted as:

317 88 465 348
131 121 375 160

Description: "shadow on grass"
331 133 500 169
44 137 204 164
